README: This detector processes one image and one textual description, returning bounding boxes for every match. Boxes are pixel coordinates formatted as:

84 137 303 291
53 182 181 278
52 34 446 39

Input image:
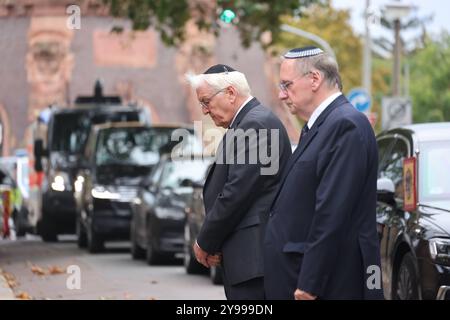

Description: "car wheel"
394 253 419 300
131 220 145 260
38 219 58 242
210 266 223 285
87 220 104 253
13 207 29 237
184 223 207 274
76 216 87 249
146 224 163 265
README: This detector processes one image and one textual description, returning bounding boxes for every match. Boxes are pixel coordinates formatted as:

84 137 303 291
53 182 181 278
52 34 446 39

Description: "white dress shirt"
307 92 342 129
229 96 253 128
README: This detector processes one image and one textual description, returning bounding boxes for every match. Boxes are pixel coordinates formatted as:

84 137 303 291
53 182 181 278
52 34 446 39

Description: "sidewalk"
0 269 16 300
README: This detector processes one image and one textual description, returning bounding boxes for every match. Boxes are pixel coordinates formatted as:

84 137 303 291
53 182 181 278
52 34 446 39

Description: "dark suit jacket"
264 95 384 299
197 97 291 286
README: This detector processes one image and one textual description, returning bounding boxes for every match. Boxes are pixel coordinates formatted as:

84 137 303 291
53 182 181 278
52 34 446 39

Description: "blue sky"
332 0 450 38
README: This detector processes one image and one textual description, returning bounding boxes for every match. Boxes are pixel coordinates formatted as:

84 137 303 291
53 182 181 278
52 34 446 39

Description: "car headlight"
91 185 120 200
51 172 70 192
429 238 450 266
74 176 84 193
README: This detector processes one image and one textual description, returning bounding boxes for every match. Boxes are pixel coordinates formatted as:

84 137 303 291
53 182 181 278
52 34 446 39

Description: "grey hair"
291 53 343 91
186 70 252 96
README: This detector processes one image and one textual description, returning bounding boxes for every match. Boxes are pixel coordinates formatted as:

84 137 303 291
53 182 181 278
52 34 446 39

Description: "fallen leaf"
147 297 157 300
151 280 158 284
48 266 65 275
16 292 32 300
3 272 18 288
30 265 47 276
7 279 17 288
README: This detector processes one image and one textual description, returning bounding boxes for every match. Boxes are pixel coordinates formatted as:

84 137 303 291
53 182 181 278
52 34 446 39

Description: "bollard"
2 190 10 238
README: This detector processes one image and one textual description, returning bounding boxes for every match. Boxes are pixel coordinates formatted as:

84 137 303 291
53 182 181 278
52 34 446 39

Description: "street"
0 236 226 300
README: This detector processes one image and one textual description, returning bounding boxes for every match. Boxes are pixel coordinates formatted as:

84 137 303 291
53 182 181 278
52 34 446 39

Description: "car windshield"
160 159 210 189
419 141 450 202
50 112 91 154
95 127 180 166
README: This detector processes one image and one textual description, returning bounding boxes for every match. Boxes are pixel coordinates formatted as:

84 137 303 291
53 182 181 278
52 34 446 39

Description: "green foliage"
408 33 450 123
103 0 324 47
271 2 362 93
217 0 324 48
104 0 190 46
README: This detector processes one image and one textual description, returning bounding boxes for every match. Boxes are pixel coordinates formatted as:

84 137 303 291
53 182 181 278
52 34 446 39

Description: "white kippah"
283 46 324 59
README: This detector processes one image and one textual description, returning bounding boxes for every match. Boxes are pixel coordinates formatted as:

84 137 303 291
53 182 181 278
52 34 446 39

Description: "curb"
0 270 16 300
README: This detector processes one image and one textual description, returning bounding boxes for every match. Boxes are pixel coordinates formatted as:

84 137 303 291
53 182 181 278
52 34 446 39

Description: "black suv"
376 123 450 300
75 122 197 252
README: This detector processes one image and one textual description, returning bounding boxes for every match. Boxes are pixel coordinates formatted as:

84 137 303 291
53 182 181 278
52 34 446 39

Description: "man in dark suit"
264 47 383 300
187 64 291 299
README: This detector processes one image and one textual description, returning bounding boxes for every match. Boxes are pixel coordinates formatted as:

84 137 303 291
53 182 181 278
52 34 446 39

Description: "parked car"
183 165 223 285
376 122 450 300
130 155 212 265
32 85 150 242
75 122 199 252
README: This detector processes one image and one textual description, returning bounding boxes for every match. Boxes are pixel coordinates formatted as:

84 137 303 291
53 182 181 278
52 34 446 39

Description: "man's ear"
310 70 323 92
226 86 237 103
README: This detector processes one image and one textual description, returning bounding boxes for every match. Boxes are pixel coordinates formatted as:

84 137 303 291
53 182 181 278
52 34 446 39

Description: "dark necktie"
299 123 309 143
302 123 309 136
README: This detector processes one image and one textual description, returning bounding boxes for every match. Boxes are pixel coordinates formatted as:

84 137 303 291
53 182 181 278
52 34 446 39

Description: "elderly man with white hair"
187 64 291 299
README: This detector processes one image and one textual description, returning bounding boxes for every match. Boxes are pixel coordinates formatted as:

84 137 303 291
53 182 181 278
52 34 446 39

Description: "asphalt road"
0 236 226 300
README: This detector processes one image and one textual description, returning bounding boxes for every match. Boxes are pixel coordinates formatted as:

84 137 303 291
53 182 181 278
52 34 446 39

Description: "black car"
376 122 450 300
130 156 212 265
183 166 223 285
75 122 198 252
34 102 149 242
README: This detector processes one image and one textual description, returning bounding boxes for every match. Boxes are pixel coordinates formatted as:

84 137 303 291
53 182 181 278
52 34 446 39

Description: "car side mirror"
377 177 396 205
180 178 203 189
180 179 193 188
140 177 153 189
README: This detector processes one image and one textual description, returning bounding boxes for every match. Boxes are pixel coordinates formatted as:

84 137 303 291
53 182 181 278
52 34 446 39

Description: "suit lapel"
271 95 348 206
203 98 260 198
203 162 216 193
230 97 259 129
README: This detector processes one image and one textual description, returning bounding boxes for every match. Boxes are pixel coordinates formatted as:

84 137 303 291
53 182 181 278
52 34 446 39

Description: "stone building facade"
0 0 299 156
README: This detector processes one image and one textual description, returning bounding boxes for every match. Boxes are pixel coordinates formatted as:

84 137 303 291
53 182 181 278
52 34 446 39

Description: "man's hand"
294 288 317 300
193 241 210 268
206 253 222 267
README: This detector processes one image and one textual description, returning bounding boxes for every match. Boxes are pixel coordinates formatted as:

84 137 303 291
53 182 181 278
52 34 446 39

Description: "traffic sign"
381 96 412 130
348 88 371 113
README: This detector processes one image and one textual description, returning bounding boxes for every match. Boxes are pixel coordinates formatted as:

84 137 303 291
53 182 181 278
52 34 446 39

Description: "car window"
150 162 164 187
159 159 210 189
377 137 395 175
378 138 409 201
420 141 450 201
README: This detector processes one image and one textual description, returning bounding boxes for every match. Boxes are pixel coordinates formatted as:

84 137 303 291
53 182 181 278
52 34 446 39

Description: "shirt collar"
307 92 342 129
229 96 253 128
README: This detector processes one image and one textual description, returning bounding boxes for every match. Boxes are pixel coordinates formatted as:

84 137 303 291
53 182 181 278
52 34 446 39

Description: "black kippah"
203 64 236 74
284 46 324 59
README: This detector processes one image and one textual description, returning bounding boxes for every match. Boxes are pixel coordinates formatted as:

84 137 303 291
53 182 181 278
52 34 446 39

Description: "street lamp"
384 1 414 96
280 24 336 61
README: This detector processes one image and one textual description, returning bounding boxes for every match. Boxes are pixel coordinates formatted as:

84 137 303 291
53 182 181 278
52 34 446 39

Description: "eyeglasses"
199 88 226 109
279 71 312 93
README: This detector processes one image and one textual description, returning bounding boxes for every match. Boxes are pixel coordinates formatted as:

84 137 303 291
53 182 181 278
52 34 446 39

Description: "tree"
103 0 324 47
270 2 362 92
268 1 394 131
408 33 450 122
